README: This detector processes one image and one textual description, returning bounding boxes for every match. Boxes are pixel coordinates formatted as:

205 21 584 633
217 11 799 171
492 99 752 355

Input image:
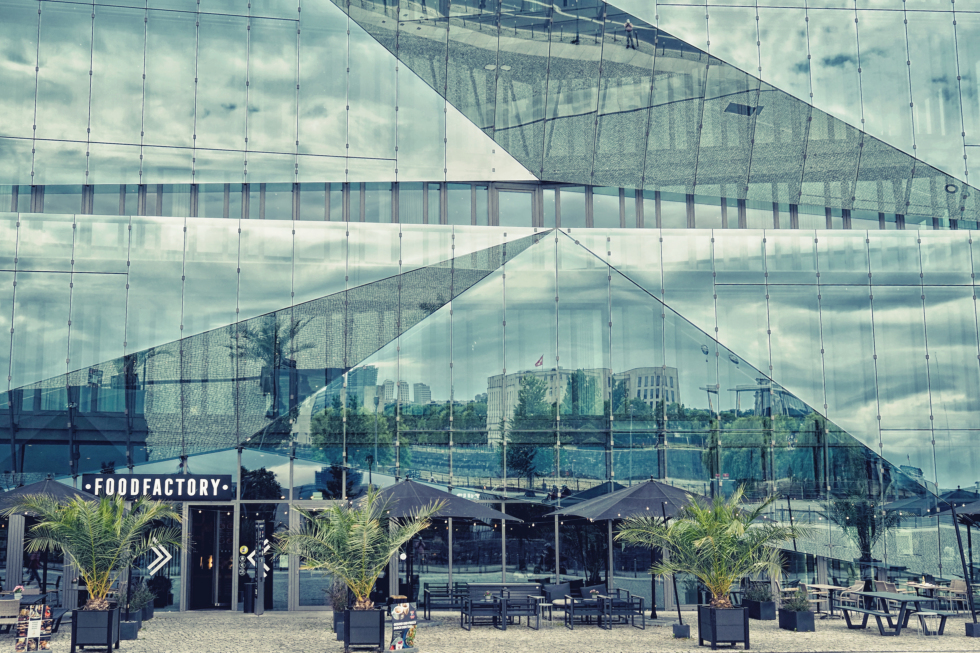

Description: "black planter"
697 605 749 650
70 607 120 653
142 603 154 621
343 608 385 651
778 609 815 632
334 611 346 641
745 599 776 621
673 623 691 638
120 621 139 640
965 621 980 637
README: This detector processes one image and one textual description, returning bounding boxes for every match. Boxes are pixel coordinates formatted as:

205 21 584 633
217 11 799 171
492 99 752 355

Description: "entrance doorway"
188 507 234 610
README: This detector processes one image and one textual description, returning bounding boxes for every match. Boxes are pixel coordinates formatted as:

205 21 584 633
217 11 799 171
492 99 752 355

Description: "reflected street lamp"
374 395 380 476
367 454 374 490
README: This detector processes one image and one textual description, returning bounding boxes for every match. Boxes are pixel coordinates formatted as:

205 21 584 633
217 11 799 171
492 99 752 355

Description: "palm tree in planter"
3 495 181 651
617 486 808 650
276 487 443 652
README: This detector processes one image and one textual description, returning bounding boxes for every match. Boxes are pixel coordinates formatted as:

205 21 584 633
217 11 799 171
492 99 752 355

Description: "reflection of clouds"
34 3 93 142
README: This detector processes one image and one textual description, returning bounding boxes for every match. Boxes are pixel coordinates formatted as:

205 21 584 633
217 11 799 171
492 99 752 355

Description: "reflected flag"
534 356 544 367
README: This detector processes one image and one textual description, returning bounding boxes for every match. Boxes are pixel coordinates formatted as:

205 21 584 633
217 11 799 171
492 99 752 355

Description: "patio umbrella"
885 488 980 517
375 479 521 597
545 478 700 623
0 479 98 596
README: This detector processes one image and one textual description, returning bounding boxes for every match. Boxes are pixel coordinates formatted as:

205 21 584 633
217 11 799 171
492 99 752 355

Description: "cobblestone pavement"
47 610 980 653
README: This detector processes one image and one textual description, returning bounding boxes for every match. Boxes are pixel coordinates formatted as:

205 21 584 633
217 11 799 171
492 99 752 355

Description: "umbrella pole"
650 547 658 619
950 504 978 623
663 503 682 626
607 520 614 590
448 518 453 590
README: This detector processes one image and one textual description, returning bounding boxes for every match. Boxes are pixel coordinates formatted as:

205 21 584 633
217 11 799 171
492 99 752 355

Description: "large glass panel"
90 6 145 146
816 232 870 285
297 1 347 156
9 272 71 388
757 8 810 103
714 285 769 377
73 214 129 274
247 18 297 154
764 232 818 285
196 14 248 151
348 23 396 160
919 232 972 286
868 231 921 286
144 9 197 148
0 270 14 390
126 216 185 353
446 184 470 226
695 63 759 199
40 187 83 216
364 183 391 223
923 287 980 431
661 231 714 336
820 286 878 444
907 12 963 179
766 285 825 415
0 0 39 139
856 10 913 156
35 2 93 142
873 287 930 431
298 183 326 221
494 12 549 177
346 223 400 288
15 214 74 272
68 274 127 374
806 8 861 130
559 187 586 228
238 221 293 320
182 219 240 337
591 187 619 229
396 29 447 181
292 222 347 305
497 191 532 228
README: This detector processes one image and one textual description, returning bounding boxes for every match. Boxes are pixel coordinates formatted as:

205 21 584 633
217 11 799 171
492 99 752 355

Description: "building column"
6 514 25 589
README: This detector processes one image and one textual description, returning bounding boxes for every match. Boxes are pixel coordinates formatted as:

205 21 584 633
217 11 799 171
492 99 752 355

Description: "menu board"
388 601 417 651
15 604 52 651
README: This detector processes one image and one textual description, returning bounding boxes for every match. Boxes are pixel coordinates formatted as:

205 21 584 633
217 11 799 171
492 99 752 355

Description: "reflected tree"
827 493 900 578
505 375 554 487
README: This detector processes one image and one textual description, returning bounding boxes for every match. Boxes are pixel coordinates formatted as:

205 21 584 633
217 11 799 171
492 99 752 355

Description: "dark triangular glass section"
335 0 980 222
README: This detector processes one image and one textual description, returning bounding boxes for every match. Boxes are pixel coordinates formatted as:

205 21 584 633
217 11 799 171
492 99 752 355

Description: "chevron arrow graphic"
246 540 271 572
148 537 172 576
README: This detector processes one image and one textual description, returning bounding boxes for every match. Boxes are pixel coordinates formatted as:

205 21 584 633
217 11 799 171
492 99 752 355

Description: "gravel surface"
44 609 980 653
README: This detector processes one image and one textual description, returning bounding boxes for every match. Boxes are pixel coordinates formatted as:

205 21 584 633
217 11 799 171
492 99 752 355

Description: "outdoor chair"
938 579 969 612
599 594 645 630
541 582 571 621
0 599 19 633
563 594 602 630
835 583 864 610
799 583 828 614
873 581 904 611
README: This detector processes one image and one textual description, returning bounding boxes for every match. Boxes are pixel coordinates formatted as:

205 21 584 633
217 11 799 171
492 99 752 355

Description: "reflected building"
1 0 979 614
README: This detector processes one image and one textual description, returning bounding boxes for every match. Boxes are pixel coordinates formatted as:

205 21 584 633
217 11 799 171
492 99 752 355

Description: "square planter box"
745 599 776 621
142 603 154 621
966 621 980 637
343 608 385 651
778 609 815 632
71 607 120 653
697 605 749 650
120 620 139 640
334 611 346 641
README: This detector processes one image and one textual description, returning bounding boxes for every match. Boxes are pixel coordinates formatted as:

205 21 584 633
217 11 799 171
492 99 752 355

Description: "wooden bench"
839 606 896 636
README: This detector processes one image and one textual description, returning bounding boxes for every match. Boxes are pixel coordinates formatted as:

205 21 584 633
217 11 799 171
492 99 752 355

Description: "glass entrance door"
188 506 234 609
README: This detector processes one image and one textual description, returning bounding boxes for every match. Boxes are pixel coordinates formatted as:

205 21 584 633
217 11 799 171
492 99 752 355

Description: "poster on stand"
14 604 52 651
388 601 417 651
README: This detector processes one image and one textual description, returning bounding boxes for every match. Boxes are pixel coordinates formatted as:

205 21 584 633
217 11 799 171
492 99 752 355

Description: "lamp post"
366 454 374 491
374 395 380 471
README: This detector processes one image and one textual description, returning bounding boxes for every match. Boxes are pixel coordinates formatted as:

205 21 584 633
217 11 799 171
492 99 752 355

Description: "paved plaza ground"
41 609 980 653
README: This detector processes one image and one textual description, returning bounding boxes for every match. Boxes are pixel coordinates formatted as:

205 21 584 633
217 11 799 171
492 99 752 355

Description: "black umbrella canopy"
545 479 698 521
375 479 521 522
549 481 627 507
944 497 980 519
887 489 980 517
0 479 97 513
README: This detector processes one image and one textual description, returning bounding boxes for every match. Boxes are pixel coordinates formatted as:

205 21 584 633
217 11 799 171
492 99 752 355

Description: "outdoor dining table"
845 591 939 636
0 594 45 606
806 584 849 619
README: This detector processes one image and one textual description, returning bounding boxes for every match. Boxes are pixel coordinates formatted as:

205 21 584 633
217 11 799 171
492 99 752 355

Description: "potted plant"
325 579 349 640
276 487 443 652
130 581 156 623
778 588 815 632
12 585 23 601
744 583 776 620
617 486 807 650
3 495 180 652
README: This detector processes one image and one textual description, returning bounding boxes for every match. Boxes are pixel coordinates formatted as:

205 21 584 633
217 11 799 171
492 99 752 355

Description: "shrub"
781 588 812 612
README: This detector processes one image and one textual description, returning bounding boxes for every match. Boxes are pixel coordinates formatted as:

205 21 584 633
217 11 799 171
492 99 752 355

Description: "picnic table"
841 591 951 636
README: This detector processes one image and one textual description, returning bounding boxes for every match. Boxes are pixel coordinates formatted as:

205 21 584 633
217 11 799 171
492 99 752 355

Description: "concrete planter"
673 623 691 638
343 608 385 651
334 611 345 641
697 605 749 650
120 620 139 640
71 607 120 652
745 599 776 621
965 621 980 637
142 603 154 621
778 609 815 632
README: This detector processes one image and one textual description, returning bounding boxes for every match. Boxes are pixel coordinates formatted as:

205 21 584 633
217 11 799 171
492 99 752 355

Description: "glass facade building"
0 0 978 614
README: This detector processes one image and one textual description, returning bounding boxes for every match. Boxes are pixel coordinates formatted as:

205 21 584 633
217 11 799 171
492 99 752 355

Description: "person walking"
26 552 43 588
625 19 636 49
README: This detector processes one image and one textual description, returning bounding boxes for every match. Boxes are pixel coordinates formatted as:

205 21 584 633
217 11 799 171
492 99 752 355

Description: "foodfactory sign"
82 473 234 501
